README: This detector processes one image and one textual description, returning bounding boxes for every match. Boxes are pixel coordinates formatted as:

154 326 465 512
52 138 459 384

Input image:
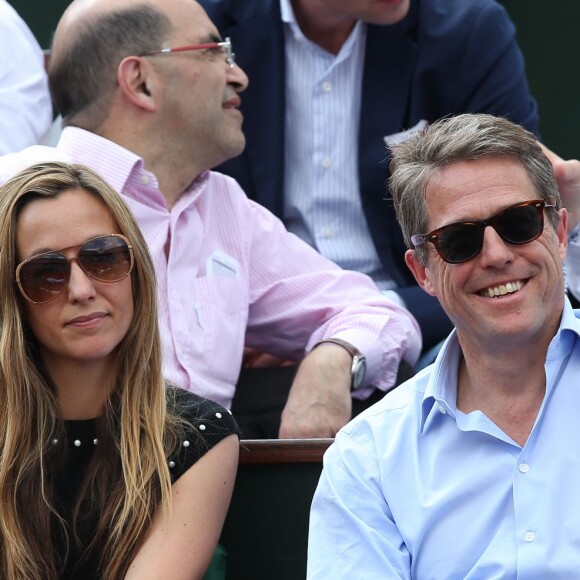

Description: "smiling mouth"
479 280 525 298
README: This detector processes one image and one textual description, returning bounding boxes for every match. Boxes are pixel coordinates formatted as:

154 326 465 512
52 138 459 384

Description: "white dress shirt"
280 0 397 292
0 0 52 154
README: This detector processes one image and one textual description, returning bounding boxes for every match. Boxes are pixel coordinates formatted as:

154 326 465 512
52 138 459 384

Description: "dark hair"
49 5 172 128
389 113 561 264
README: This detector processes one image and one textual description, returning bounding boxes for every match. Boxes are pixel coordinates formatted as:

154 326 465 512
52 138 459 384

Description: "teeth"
482 280 524 298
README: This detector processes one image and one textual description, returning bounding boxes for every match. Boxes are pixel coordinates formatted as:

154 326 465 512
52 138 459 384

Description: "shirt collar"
420 297 580 434
279 0 295 26
420 331 461 433
546 296 580 360
57 127 209 209
58 127 145 195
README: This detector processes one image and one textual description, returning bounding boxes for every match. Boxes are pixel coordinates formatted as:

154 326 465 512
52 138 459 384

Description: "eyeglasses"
139 37 235 68
16 234 134 304
410 197 557 264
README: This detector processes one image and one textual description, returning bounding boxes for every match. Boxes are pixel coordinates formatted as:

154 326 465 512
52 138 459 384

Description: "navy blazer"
200 0 539 350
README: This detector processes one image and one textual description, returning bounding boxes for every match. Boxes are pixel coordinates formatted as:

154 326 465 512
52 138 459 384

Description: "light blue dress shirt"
308 300 580 579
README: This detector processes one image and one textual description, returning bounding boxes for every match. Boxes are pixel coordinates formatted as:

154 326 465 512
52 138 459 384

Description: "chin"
366 0 410 25
223 135 246 161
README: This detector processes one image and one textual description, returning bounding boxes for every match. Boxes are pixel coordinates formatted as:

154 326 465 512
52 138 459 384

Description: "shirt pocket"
192 276 249 384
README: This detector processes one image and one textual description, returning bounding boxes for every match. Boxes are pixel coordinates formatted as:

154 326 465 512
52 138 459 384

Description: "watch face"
352 356 367 390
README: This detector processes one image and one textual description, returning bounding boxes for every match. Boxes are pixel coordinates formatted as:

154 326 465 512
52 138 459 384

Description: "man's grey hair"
49 5 172 130
389 113 562 264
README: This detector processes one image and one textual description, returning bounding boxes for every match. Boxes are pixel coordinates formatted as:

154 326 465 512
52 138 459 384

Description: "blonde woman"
0 162 239 579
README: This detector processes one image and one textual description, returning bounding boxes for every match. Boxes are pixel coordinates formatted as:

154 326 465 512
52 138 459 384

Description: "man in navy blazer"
199 0 540 352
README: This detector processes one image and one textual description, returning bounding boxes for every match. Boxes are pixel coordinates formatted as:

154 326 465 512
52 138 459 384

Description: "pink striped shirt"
0 128 421 408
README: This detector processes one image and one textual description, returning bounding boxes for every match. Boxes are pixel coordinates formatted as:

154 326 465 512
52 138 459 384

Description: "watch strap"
313 338 366 391
314 337 361 358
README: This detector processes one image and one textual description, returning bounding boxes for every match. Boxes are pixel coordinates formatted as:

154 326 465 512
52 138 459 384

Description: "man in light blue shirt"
308 113 580 578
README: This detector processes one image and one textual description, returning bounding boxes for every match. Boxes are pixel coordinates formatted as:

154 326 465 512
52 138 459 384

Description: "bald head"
50 0 173 129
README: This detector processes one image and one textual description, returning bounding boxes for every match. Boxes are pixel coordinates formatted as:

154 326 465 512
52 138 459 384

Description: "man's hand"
540 143 580 231
278 343 353 438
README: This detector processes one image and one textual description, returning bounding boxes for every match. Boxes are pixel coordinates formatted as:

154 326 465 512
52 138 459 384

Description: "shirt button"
321 81 332 92
519 463 530 474
140 174 150 185
322 228 334 239
437 405 447 414
321 157 333 169
524 531 535 543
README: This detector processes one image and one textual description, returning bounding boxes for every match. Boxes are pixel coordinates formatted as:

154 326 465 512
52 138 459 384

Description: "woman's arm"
125 434 239 579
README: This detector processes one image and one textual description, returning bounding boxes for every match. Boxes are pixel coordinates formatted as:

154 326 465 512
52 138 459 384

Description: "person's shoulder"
338 373 429 443
413 0 512 38
0 0 27 31
0 146 71 186
166 387 239 444
165 387 239 481
167 386 239 435
419 0 506 20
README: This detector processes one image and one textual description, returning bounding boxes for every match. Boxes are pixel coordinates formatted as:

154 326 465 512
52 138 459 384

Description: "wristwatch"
314 338 367 391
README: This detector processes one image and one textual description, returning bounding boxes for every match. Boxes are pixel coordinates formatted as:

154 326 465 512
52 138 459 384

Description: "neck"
456 344 548 446
99 115 202 210
140 152 201 210
44 356 115 420
291 0 356 54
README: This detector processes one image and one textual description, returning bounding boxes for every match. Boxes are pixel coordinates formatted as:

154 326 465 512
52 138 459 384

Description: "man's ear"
117 56 157 112
405 249 437 296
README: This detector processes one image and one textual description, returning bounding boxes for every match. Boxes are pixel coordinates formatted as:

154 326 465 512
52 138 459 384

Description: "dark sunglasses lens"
79 236 132 282
437 223 483 263
496 204 542 244
19 253 69 303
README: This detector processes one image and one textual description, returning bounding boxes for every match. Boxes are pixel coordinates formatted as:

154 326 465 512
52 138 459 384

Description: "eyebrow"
26 246 59 257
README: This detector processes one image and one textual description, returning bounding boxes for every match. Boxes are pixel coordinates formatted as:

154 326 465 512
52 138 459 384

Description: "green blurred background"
8 0 579 159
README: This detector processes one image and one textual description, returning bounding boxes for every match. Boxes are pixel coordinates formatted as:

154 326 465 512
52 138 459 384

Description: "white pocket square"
206 250 239 278
384 119 429 147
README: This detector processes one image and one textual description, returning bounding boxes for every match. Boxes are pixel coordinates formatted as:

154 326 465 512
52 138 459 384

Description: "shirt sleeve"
307 429 411 579
0 2 53 154
166 387 240 482
243 198 422 394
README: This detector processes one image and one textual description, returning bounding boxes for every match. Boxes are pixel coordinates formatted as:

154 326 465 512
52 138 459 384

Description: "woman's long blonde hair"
0 162 180 579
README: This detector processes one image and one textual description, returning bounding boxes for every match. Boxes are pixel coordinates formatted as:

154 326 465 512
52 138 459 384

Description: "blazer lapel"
219 1 286 215
358 20 419 286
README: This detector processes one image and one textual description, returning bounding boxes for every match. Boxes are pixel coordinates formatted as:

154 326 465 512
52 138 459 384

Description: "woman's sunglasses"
410 197 557 264
16 234 134 304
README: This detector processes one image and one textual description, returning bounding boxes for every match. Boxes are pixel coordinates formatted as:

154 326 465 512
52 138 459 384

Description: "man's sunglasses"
16 234 134 304
411 197 557 264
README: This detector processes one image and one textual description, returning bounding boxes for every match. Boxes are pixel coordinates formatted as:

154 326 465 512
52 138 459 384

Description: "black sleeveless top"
51 388 239 579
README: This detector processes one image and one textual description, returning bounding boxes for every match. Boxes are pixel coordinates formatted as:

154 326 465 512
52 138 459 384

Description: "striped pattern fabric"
281 0 396 290
0 127 421 407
